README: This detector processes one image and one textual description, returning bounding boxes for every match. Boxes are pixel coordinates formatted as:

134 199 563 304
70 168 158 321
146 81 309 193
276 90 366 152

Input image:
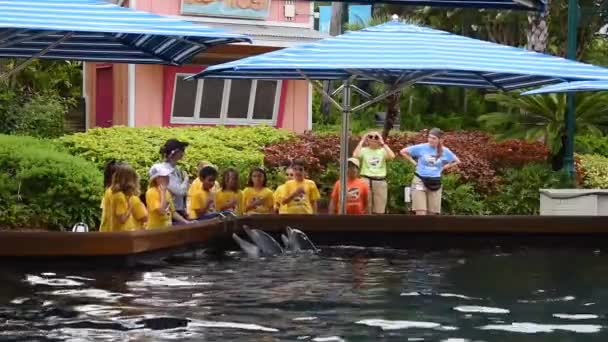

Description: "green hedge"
57 126 293 188
485 164 571 215
0 135 102 230
0 93 67 139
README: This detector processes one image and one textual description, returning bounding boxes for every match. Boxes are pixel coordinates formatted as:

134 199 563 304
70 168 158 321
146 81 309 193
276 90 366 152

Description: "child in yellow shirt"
215 168 242 215
108 164 147 232
280 160 320 214
100 160 125 232
188 166 218 220
274 166 294 214
146 163 189 229
188 161 220 200
242 167 274 215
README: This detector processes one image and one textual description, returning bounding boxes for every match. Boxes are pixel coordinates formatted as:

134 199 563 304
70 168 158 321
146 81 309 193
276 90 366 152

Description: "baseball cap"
348 157 360 168
149 163 173 182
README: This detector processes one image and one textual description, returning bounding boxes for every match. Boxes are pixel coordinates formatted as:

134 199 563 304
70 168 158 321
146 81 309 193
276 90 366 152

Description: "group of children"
98 156 371 232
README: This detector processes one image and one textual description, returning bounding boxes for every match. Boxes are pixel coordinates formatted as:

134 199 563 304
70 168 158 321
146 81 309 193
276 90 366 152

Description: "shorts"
362 177 388 214
411 176 442 214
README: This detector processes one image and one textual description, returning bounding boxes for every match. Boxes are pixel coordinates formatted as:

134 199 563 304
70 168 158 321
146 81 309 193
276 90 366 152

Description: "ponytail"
428 127 444 160
435 142 443 159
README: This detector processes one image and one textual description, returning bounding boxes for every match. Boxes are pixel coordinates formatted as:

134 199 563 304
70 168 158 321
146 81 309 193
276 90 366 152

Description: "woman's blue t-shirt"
405 143 456 178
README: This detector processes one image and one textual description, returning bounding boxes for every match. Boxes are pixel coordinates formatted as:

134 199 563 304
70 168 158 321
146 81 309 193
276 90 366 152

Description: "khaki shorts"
362 177 387 214
411 176 442 214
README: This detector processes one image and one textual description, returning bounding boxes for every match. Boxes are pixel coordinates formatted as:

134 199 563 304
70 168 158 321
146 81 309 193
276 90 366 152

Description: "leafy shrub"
385 159 415 213
485 139 550 170
485 164 571 215
0 135 102 230
576 135 608 157
441 175 486 215
579 154 608 188
57 126 293 189
0 93 68 138
264 130 550 192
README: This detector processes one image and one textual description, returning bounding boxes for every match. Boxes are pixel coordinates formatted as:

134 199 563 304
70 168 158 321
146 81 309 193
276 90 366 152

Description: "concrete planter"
540 189 608 216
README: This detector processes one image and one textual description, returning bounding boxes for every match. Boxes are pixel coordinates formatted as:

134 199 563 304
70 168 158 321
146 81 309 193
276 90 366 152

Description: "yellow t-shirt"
146 187 174 229
109 191 137 232
281 179 320 214
215 190 242 214
274 184 288 214
188 178 220 198
126 196 147 230
241 187 274 215
99 188 112 232
188 185 215 219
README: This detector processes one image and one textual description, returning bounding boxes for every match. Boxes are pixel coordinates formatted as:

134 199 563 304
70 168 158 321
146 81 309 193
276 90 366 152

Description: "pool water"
1 246 608 341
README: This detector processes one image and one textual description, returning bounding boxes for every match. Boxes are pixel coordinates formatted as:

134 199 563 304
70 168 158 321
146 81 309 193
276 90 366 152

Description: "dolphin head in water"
285 226 318 253
232 226 284 258
233 226 317 258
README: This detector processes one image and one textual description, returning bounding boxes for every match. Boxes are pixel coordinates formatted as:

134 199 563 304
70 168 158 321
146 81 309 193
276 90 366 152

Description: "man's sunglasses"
368 135 380 140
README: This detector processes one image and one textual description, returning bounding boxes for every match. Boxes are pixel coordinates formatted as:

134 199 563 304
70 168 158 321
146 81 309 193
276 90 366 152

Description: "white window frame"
170 73 282 126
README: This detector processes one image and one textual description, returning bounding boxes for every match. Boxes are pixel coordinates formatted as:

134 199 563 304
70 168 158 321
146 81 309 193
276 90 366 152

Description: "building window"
170 74 281 125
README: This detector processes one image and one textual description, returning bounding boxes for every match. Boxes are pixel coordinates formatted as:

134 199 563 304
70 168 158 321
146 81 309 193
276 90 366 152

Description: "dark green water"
1 247 608 341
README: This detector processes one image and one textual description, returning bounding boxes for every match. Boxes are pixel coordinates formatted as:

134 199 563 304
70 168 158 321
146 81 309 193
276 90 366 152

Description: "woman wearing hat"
400 128 460 215
159 139 190 221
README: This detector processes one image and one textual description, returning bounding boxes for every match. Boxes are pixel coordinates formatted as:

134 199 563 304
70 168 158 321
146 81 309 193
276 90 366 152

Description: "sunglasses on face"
286 173 294 177
368 135 380 140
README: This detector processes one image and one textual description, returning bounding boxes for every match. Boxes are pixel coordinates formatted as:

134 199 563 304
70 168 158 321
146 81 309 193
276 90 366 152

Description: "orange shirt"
331 178 370 215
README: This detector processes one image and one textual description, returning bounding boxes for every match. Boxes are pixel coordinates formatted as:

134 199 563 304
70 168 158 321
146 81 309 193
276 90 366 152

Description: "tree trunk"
551 134 567 171
382 93 400 140
526 0 550 52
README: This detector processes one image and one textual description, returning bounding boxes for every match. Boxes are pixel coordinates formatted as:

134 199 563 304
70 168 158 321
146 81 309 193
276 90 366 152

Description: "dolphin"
243 225 284 256
285 226 318 253
232 226 284 258
232 233 260 258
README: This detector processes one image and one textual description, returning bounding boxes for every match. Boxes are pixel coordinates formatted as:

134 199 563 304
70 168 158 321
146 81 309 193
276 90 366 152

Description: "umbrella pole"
564 0 579 178
339 79 351 215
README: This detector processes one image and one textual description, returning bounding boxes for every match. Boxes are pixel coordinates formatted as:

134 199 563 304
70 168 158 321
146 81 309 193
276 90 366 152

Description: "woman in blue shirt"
400 128 460 215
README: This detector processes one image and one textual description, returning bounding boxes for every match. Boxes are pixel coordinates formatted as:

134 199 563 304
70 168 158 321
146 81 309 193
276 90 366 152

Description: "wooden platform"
2 215 608 265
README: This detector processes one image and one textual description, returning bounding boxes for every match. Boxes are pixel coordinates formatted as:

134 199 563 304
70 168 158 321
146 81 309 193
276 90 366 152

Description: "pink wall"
135 64 164 127
280 80 309 133
135 0 180 15
136 0 311 23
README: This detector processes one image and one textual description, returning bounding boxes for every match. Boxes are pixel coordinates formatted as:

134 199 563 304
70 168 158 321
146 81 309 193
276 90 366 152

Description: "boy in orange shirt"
329 157 371 215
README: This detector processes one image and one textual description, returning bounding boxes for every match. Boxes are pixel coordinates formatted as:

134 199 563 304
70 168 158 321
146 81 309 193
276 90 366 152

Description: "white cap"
348 157 360 169
149 163 173 183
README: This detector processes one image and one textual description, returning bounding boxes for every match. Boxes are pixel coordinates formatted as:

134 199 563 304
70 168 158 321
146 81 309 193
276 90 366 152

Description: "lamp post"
564 0 579 178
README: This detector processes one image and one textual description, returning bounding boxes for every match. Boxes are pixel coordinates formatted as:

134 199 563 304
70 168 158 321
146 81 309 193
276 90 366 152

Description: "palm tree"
526 0 551 52
479 92 608 166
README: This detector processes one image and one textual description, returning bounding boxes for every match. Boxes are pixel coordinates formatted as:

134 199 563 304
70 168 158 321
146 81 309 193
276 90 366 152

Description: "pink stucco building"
84 0 325 133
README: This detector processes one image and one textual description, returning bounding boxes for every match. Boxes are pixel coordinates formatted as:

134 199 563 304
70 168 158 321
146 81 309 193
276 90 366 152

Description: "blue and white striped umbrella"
522 81 608 95
299 0 546 11
192 20 608 91
0 0 251 65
